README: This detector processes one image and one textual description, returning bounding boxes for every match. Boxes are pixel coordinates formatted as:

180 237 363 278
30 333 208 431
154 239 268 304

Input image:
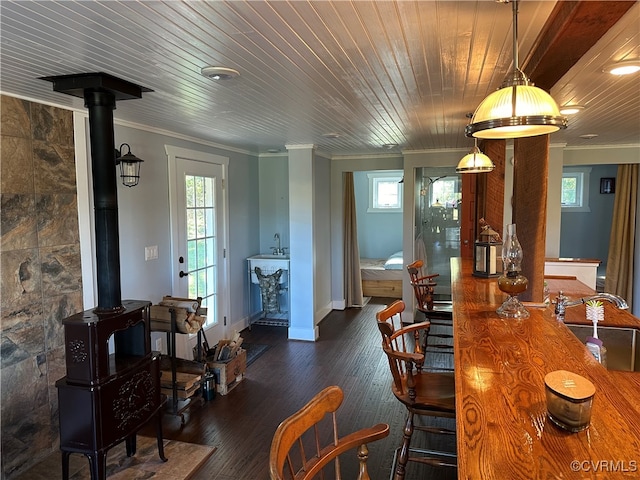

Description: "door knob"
179 270 189 278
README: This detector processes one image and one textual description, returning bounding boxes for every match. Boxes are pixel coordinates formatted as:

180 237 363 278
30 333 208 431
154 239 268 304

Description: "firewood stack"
207 332 244 363
150 296 206 334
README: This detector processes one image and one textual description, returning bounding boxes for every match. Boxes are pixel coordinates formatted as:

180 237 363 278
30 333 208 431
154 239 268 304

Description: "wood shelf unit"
151 307 205 424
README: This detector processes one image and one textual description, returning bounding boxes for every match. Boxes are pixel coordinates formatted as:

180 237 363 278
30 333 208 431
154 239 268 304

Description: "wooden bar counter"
451 258 640 479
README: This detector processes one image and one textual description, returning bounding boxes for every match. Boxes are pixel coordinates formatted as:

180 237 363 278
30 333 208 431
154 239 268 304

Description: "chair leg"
393 411 415 480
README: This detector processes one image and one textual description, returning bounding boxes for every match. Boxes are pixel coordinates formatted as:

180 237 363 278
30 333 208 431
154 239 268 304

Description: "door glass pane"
186 209 196 240
196 209 205 237
195 239 205 268
206 208 215 237
185 173 217 326
205 178 214 206
206 238 215 268
197 269 207 298
195 176 205 207
207 266 216 296
416 167 461 299
186 175 195 207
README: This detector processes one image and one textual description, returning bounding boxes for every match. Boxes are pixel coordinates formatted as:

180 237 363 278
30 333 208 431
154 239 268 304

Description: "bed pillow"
383 251 403 270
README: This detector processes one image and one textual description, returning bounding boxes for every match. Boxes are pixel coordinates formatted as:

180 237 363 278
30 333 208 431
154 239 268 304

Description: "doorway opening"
415 167 461 299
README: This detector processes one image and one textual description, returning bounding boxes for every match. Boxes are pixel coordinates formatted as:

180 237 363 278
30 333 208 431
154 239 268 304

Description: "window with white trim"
561 167 591 212
367 171 403 212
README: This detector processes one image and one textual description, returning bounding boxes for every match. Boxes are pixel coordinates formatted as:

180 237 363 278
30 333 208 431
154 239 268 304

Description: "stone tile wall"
1 95 83 478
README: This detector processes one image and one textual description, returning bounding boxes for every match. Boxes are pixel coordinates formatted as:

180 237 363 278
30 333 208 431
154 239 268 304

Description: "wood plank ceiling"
1 0 638 156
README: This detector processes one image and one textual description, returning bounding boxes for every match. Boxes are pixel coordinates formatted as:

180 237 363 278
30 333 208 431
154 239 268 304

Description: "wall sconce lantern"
473 227 502 278
115 143 143 187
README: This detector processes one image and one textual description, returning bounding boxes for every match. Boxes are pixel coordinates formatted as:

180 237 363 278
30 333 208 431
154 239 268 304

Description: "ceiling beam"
522 0 637 91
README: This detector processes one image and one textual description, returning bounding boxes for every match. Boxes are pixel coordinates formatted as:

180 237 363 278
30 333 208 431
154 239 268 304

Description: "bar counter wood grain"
451 258 640 479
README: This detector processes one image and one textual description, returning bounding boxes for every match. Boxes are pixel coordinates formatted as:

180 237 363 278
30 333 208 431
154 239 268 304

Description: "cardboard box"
208 349 246 395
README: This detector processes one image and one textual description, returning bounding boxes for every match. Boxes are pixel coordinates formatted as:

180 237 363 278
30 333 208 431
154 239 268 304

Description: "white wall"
288 145 316 340
313 153 332 325
545 145 565 257
562 145 640 165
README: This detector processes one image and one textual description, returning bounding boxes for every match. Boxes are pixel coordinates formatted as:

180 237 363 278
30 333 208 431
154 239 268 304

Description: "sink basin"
567 324 639 372
248 254 290 284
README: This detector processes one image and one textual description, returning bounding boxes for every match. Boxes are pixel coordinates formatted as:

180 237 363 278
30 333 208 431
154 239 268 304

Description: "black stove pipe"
84 90 123 313
40 73 152 314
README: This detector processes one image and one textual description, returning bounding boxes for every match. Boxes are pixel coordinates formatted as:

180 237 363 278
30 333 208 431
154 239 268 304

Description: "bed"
360 251 404 298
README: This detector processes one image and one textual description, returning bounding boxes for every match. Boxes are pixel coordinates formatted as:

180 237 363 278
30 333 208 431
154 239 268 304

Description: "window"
430 177 460 208
561 167 591 212
368 172 403 212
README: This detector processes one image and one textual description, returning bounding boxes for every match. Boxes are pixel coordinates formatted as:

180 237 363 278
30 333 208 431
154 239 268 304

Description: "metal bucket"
202 372 216 401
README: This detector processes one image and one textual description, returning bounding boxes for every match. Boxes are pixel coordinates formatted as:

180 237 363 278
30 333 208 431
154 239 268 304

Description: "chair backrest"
376 300 429 396
269 385 389 480
406 260 439 312
406 259 424 279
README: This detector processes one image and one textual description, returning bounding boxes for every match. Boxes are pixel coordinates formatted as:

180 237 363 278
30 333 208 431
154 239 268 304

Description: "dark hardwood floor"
149 298 457 480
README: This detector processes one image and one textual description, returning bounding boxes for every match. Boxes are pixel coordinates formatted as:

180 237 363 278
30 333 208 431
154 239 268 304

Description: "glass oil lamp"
496 223 529 318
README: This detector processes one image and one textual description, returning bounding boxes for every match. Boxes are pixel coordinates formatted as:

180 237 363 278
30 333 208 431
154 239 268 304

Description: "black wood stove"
56 300 165 479
42 73 165 480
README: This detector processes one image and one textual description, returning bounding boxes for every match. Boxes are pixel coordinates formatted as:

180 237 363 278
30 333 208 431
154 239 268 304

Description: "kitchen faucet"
554 291 629 321
271 233 287 255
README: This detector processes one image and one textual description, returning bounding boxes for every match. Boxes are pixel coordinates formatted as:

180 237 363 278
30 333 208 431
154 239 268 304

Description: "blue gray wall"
258 155 290 255
559 164 618 269
110 122 260 330
353 170 403 259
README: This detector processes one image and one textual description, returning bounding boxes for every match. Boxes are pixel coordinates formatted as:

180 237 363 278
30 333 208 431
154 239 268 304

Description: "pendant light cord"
512 0 519 72
510 0 520 117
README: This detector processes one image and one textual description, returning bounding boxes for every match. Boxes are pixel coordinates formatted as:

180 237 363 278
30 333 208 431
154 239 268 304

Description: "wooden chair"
406 259 454 325
376 300 456 480
269 385 390 480
406 260 454 357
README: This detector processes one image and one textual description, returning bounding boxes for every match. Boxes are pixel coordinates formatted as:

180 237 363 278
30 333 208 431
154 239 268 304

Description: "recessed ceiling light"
201 66 240 80
382 143 398 149
559 105 585 115
322 132 341 139
266 148 280 153
580 133 599 139
603 60 640 76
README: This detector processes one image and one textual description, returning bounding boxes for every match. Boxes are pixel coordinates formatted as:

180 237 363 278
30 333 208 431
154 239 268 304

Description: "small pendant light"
456 137 494 173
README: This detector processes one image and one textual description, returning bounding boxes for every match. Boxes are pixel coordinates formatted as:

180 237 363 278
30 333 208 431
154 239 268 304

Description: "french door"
166 146 229 359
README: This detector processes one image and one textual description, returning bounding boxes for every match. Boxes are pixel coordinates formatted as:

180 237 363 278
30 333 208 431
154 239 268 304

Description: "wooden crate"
208 349 246 395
